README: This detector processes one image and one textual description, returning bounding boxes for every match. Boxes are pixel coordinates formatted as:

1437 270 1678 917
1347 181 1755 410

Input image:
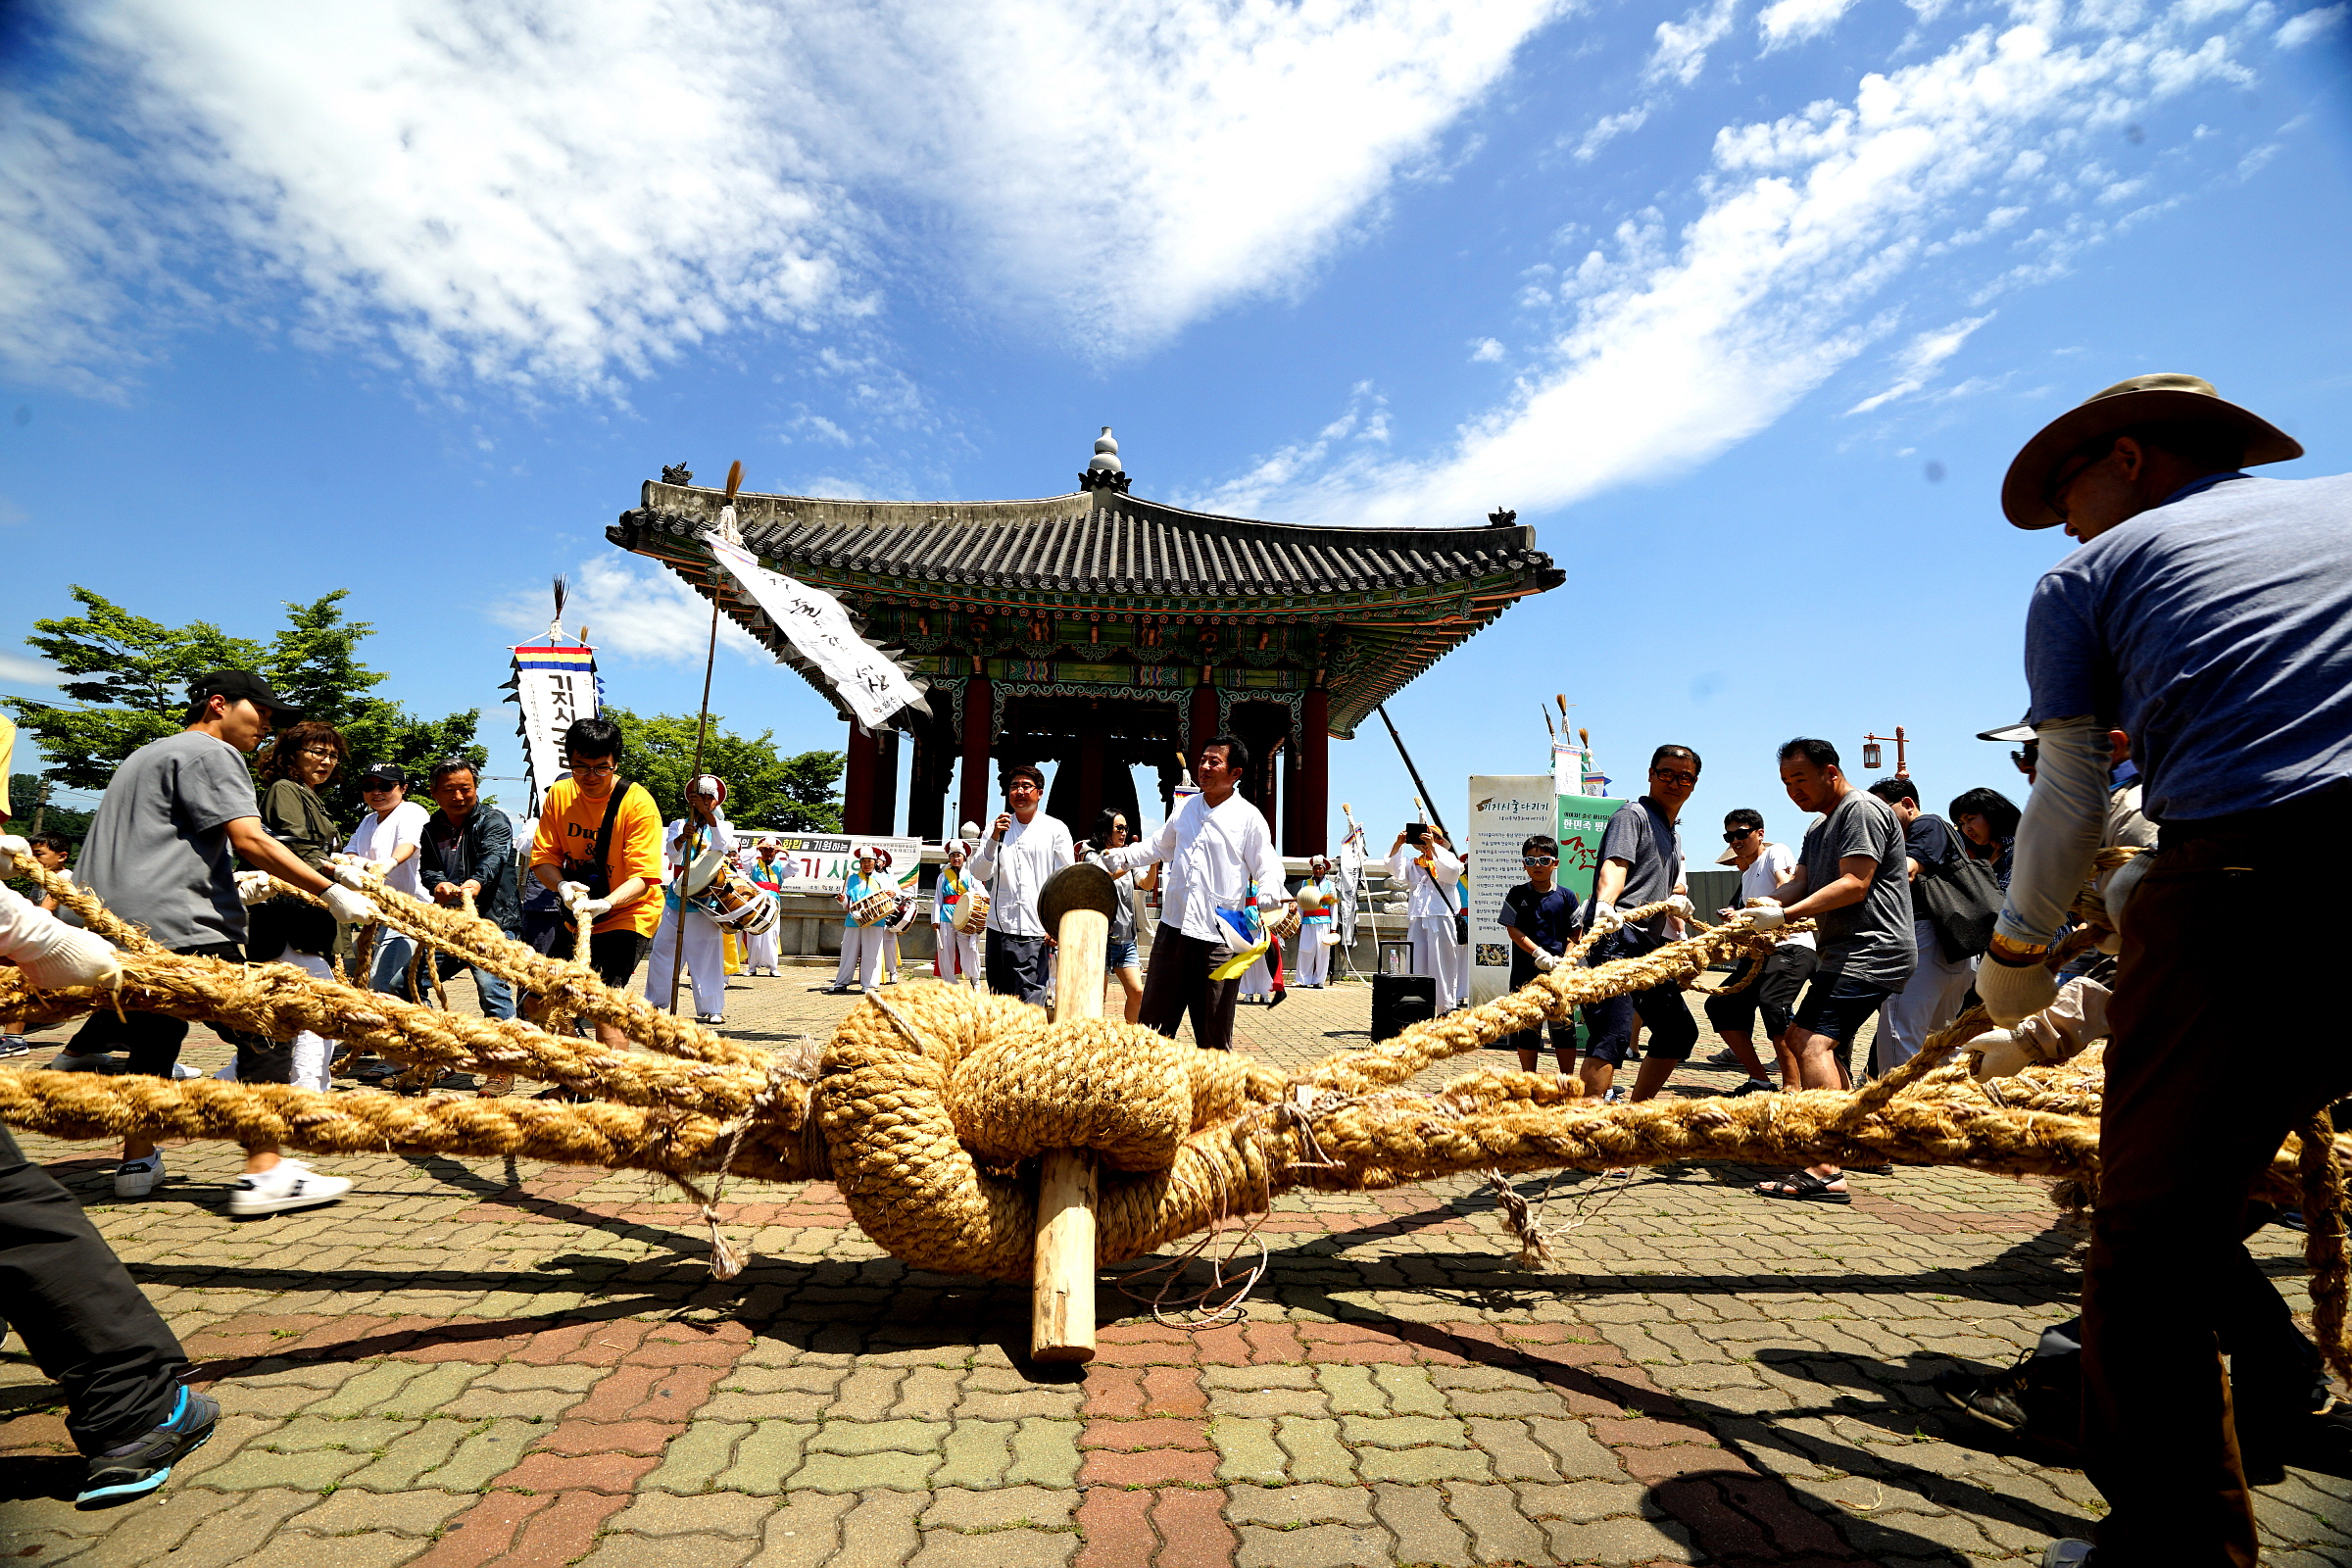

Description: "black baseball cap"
360 760 409 787
190 669 300 725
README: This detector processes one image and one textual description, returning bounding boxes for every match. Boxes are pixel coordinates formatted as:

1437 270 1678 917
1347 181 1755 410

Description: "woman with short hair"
1948 787 2022 891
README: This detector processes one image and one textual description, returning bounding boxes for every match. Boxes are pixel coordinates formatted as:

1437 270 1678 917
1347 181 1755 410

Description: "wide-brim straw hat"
2001 373 2302 529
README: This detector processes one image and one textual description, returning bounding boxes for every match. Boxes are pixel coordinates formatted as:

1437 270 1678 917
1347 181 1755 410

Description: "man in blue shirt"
1978 374 2351 1568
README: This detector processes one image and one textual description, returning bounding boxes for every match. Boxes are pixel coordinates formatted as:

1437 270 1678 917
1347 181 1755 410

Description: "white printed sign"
1467 775 1559 1006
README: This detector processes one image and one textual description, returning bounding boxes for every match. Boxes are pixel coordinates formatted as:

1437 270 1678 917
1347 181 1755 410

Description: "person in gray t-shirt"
66 669 374 1216
1731 737 1914 1205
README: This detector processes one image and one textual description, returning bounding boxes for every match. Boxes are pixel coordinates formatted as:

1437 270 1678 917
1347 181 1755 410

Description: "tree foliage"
4 774 93 846
6 586 486 824
601 705 843 833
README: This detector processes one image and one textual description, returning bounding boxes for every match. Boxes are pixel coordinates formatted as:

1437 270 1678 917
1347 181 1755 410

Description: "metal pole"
665 588 723 1016
1376 704 1450 841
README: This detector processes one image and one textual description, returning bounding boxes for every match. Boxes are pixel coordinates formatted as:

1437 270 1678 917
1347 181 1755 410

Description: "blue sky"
4 0 2349 848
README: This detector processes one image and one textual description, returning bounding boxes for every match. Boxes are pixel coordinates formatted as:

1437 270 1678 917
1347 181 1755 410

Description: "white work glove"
573 895 614 920
1976 955 2059 1028
558 880 593 907
330 860 379 890
1531 950 1559 973
0 885 122 990
1587 901 1622 935
321 884 379 926
0 834 28 872
1969 1029 2037 1085
235 870 277 906
1731 900 1786 932
1664 893 1694 921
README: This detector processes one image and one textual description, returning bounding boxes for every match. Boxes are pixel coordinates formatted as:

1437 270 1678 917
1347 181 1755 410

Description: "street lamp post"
1862 726 1910 777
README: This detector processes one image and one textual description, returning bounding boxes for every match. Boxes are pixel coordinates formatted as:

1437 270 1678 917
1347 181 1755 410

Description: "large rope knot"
812 983 1291 1281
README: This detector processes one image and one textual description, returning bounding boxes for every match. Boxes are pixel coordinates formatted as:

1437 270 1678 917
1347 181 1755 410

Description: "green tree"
4 774 93 847
6 587 486 823
9 587 265 792
602 705 843 832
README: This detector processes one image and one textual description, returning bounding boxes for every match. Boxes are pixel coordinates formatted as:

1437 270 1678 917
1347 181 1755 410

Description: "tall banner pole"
666 459 740 1017
1375 704 1450 841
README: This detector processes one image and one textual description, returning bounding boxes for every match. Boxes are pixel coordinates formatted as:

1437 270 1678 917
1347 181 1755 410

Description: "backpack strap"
590 782 631 878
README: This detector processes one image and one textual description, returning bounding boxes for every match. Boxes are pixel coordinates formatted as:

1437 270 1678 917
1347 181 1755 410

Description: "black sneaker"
1725 1077 1776 1097
77 1386 218 1507
1933 1350 2036 1434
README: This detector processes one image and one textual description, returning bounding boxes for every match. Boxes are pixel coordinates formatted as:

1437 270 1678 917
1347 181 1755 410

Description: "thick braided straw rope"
1 875 2345 1377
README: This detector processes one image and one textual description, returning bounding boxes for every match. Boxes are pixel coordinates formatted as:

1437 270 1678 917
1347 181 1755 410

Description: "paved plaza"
3 971 2345 1567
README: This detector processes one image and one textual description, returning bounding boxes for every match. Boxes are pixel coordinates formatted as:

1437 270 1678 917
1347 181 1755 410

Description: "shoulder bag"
1918 842 2003 962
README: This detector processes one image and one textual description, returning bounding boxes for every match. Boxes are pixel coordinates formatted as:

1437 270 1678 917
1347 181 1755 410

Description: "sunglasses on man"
1521 856 1557 866
1723 827 1755 843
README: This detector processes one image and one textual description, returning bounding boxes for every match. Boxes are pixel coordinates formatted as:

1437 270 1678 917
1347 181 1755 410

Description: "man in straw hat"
1968 374 2350 1568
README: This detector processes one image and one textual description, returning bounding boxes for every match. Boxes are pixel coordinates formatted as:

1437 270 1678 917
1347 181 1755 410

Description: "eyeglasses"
1723 827 1755 842
298 745 339 760
1651 769 1698 786
568 761 616 776
1521 856 1557 865
2042 440 2113 520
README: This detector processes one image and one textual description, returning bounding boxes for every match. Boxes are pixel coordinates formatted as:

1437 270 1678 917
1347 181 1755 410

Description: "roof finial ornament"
1487 507 1518 527
661 462 695 486
1079 426 1130 494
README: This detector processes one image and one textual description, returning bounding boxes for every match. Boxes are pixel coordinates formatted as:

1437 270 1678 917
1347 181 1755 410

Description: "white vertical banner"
506 643 601 816
1467 775 1557 1005
707 537 928 731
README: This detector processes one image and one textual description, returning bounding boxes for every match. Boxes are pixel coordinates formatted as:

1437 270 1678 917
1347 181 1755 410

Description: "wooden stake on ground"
1031 862 1120 1362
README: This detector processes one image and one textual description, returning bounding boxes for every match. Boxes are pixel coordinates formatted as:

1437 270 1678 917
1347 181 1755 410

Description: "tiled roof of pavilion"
609 482 1561 601
607 457 1564 737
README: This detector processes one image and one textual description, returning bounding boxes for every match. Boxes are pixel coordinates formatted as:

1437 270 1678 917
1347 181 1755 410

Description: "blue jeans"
368 931 417 998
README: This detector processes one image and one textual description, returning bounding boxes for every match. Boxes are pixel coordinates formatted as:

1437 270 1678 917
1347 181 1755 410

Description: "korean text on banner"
1467 776 1557 1006
1556 795 1631 909
707 538 927 731
507 644 600 815
748 834 924 898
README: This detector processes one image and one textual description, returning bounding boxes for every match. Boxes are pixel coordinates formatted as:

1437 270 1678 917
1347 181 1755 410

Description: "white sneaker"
227 1159 353 1217
2040 1543 2095 1567
48 1051 112 1072
114 1153 166 1198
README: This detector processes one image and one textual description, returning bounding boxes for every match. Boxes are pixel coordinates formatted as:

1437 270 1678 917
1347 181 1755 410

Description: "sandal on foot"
1756 1171 1850 1203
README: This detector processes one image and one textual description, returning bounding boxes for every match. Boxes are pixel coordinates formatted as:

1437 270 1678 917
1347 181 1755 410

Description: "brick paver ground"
4 968 2346 1566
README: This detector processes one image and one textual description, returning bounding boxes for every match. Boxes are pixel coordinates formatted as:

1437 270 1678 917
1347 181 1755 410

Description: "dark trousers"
65 942 288 1082
1579 928 1699 1068
1137 925 1240 1052
986 929 1053 1006
2085 833 2352 1566
0 1127 187 1454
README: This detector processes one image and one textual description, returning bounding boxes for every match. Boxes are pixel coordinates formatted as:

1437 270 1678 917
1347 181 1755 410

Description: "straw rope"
1 881 2343 1374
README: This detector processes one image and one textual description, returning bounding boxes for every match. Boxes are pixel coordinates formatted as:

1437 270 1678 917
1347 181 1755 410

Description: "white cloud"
1470 337 1507 363
1571 106 1651 162
1200 15 2263 526
2277 3 2347 44
1758 0 1863 49
490 558 765 666
7 0 1570 393
0 654 61 686
1846 314 1993 413
1648 0 1741 85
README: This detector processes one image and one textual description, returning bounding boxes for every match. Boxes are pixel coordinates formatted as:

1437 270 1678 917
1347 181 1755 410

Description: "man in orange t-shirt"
529 717 663 1049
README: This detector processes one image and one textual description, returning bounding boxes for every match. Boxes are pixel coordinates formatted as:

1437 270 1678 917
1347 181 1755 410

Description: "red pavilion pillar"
957 674 993 834
1077 722 1105 835
1188 677 1218 772
1287 688 1329 857
844 723 881 836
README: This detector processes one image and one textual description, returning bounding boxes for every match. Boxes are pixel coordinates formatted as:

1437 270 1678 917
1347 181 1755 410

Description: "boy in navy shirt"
1497 834 1581 1074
